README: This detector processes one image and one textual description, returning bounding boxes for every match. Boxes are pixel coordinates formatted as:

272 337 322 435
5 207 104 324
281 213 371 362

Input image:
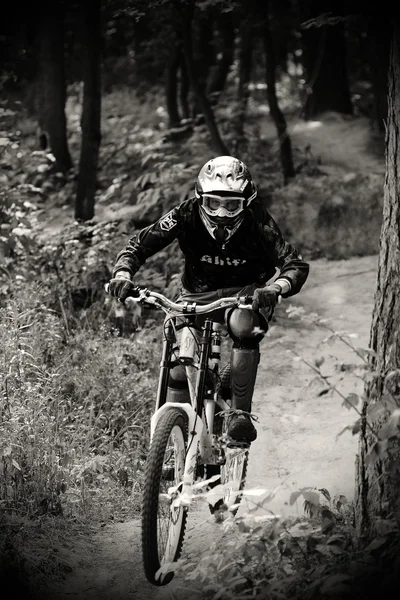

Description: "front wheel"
141 408 188 585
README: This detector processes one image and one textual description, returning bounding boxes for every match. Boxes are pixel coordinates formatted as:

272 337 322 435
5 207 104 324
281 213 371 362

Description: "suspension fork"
194 319 213 419
155 319 174 411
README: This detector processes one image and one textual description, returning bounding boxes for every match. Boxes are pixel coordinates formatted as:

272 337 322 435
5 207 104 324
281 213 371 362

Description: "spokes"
157 426 186 563
221 447 248 510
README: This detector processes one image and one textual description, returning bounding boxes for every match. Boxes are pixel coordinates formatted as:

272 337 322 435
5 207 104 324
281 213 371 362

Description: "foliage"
0 284 162 522
284 305 400 466
0 15 388 588
163 303 400 600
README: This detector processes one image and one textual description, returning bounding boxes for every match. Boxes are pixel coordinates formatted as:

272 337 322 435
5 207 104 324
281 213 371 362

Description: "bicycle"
107 284 259 586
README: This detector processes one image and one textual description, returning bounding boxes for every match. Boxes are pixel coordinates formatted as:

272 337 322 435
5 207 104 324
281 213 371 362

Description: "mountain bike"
107 285 257 586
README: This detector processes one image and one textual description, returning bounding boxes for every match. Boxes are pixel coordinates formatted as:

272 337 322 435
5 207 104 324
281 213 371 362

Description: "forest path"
39 111 384 600
41 254 378 600
259 111 385 175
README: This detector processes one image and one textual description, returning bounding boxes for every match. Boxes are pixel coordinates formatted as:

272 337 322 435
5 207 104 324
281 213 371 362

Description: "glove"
252 283 282 311
108 271 137 302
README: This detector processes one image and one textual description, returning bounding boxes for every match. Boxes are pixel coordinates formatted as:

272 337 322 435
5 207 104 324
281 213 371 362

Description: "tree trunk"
301 2 353 119
262 3 295 183
181 1 229 155
367 18 391 133
36 1 72 172
207 11 235 104
233 3 254 153
355 20 400 541
191 9 215 118
179 53 190 120
75 0 102 222
269 0 292 75
166 44 182 127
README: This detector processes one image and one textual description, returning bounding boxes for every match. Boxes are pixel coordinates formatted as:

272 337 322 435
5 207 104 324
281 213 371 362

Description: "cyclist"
108 156 309 443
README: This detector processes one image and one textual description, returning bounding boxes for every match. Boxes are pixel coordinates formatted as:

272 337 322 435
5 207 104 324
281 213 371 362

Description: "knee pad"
230 347 260 410
226 308 267 348
168 364 188 389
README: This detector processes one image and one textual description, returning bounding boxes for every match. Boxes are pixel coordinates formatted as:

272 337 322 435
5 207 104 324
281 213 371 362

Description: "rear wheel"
141 408 188 585
220 444 249 514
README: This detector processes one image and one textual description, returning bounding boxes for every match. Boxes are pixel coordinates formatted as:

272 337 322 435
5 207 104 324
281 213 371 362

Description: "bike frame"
149 315 229 497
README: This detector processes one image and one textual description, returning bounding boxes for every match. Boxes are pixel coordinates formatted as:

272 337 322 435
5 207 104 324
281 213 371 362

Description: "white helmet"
194 156 257 242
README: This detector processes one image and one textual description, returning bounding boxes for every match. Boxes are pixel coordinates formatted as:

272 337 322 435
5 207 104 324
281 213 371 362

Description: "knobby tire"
141 408 188 586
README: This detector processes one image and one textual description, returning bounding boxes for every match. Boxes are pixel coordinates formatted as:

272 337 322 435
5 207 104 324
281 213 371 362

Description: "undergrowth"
0 282 161 590
172 305 400 600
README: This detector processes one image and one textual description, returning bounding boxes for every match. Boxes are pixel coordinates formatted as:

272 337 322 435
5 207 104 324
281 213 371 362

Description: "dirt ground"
39 114 384 600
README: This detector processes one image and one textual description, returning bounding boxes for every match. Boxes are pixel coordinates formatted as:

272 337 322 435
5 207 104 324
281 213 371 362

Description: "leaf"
367 401 387 421
364 537 388 551
377 409 400 441
319 487 331 502
365 440 388 467
315 543 346 556
289 490 303 505
334 494 348 510
342 393 360 410
374 518 398 536
320 573 352 594
192 474 220 490
12 459 21 471
355 347 377 359
335 419 361 440
317 387 331 397
326 533 347 546
302 490 320 506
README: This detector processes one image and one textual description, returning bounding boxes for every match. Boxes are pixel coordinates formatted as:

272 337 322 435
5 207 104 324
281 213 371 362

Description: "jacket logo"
159 211 177 231
201 255 247 266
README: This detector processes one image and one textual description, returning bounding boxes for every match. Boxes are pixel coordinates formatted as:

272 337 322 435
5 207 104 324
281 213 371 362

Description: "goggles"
201 194 246 218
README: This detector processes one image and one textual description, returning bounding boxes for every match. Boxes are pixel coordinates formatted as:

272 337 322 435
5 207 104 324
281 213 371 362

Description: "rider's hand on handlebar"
108 271 138 302
252 283 282 311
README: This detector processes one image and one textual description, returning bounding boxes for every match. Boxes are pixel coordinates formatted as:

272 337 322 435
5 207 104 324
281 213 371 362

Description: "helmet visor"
202 194 245 218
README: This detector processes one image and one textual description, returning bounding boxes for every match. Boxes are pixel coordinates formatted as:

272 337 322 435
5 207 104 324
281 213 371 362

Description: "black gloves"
252 283 282 311
108 273 138 302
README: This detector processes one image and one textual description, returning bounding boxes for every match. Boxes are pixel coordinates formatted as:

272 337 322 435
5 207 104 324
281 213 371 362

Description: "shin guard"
230 347 260 411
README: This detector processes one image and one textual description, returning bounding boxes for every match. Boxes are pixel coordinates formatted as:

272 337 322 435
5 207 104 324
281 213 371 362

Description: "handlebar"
104 282 253 314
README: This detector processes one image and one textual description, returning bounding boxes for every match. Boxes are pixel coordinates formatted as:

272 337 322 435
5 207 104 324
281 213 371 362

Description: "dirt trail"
41 254 378 600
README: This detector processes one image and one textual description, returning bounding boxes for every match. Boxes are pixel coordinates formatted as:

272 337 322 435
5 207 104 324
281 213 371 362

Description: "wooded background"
1 3 400 599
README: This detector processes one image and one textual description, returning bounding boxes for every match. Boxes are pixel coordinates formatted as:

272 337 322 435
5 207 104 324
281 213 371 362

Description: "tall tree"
75 0 102 221
269 0 293 76
261 1 295 182
232 1 255 153
180 0 229 155
191 8 215 118
206 10 235 105
166 43 183 127
179 54 190 120
354 20 400 544
35 1 72 171
301 4 353 119
367 17 391 133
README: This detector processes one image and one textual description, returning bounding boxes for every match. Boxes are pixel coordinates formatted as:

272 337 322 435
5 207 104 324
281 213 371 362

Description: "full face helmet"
194 156 257 243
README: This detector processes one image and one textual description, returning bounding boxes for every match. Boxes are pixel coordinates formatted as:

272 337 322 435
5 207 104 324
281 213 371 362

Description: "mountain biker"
108 156 309 443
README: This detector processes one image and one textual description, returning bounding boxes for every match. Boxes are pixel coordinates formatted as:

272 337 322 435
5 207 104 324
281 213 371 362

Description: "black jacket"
112 198 309 297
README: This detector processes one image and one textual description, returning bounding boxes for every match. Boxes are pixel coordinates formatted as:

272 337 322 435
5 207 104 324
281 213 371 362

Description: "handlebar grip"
104 281 142 300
